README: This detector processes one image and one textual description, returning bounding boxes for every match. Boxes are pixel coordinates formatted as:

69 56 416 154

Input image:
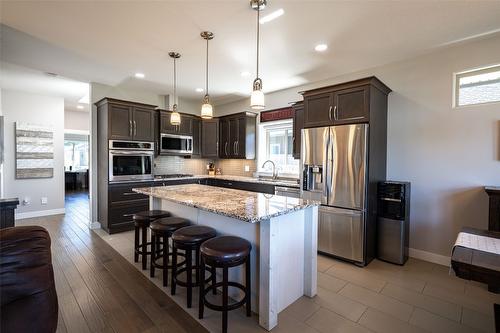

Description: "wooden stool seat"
171 225 217 308
199 235 252 333
133 210 171 270
150 217 190 287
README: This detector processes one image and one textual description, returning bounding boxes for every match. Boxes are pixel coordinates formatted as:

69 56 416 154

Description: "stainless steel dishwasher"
275 186 301 198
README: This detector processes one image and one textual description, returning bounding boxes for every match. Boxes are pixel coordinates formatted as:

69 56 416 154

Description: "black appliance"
377 181 411 265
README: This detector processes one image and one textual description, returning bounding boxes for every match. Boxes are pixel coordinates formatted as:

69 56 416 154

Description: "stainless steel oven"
160 133 193 155
109 140 154 182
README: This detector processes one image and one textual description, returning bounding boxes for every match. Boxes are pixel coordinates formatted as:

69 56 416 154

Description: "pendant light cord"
173 57 177 105
206 37 209 95
256 1 260 79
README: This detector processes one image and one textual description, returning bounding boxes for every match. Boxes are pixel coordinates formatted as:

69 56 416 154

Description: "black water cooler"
377 181 411 265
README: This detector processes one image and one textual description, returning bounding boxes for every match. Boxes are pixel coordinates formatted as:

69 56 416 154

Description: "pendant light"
200 31 214 119
250 0 266 110
169 52 181 125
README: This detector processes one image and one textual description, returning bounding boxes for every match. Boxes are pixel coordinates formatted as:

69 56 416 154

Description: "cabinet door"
219 119 230 158
229 117 238 157
192 117 201 156
333 86 369 124
235 116 247 158
201 119 219 158
109 104 133 140
293 105 304 159
304 93 334 128
133 107 155 141
178 115 193 135
160 112 178 134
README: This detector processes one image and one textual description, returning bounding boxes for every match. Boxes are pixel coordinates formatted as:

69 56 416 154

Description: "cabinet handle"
328 106 333 121
129 120 133 136
225 142 228 156
236 140 239 155
123 192 136 196
134 121 137 136
233 141 237 155
334 106 338 120
123 213 134 217
216 141 219 154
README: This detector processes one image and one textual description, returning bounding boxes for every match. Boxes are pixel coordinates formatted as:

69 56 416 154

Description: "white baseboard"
90 221 101 229
15 208 66 220
409 247 450 267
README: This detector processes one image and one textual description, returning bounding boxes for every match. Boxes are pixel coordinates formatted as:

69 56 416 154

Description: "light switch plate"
41 197 48 205
244 165 250 172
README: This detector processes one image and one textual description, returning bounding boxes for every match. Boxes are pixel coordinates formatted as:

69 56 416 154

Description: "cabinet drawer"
109 182 152 203
109 200 149 226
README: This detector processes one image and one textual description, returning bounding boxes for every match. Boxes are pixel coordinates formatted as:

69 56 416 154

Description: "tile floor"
94 229 499 333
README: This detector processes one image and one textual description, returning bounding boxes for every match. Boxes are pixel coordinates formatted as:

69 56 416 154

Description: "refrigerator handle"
323 128 330 202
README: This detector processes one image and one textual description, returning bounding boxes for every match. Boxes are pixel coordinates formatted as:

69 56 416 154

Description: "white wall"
65 110 89 132
1 89 65 217
216 34 500 258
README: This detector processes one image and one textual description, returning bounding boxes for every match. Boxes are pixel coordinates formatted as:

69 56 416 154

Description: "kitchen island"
133 184 319 331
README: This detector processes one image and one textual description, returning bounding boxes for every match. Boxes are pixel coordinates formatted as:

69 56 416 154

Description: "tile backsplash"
154 156 257 177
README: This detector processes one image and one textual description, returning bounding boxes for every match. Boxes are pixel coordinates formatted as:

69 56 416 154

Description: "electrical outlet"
41 197 48 205
23 197 31 205
244 165 250 172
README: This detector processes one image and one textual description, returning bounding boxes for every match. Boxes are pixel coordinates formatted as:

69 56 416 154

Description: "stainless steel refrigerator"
301 124 372 265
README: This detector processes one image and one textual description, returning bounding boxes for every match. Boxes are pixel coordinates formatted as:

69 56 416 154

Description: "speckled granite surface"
133 184 318 223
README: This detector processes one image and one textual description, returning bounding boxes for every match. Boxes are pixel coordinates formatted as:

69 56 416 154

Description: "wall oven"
160 133 193 155
109 140 154 182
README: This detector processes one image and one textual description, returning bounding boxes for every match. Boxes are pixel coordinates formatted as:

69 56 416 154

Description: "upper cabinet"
302 77 391 128
159 110 193 136
201 119 219 158
97 98 156 142
219 112 257 159
292 101 304 159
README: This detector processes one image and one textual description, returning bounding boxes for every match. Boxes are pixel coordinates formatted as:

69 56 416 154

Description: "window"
64 134 89 171
259 121 299 175
454 65 500 107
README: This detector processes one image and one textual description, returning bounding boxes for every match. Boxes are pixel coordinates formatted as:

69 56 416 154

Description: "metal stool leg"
187 248 193 308
141 225 148 270
246 255 251 316
198 256 205 319
222 266 228 333
134 225 139 262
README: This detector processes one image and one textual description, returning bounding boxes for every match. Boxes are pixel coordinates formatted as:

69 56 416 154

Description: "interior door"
328 124 367 210
318 205 364 262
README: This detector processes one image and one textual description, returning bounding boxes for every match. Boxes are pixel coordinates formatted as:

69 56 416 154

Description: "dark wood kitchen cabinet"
201 118 219 158
159 110 193 136
192 117 201 157
302 77 390 128
292 101 304 159
99 98 156 142
219 112 257 159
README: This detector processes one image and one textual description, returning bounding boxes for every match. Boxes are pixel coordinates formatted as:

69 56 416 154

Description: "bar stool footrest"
202 281 247 312
175 266 214 288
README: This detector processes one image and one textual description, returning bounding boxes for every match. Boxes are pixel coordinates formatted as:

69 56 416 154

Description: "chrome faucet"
262 160 278 180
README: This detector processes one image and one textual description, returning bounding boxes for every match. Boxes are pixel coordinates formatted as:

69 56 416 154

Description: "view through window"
260 121 299 175
64 134 89 171
455 64 500 107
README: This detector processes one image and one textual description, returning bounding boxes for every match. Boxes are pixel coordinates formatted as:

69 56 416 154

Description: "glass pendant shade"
250 89 265 110
201 95 213 119
170 104 181 125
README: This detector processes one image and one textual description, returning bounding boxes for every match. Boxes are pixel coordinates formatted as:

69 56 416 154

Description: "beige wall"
65 110 89 132
215 34 500 257
2 89 65 217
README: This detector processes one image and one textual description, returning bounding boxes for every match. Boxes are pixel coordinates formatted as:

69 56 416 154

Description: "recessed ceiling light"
135 72 145 79
195 88 204 92
260 8 284 24
315 44 328 52
241 71 251 77
77 105 84 110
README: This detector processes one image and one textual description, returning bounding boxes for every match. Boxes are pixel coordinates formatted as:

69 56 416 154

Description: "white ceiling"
0 62 90 112
1 1 500 106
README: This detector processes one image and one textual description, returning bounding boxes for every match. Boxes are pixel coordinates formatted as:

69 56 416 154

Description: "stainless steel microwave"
160 133 193 155
109 140 154 182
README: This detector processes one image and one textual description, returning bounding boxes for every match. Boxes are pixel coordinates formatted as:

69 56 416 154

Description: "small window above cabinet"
301 77 391 128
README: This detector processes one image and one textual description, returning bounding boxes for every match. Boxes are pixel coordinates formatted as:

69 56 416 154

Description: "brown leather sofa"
0 226 58 333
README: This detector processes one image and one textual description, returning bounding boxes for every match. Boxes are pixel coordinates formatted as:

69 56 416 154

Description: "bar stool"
133 210 171 270
199 236 252 333
150 217 190 286
171 225 217 308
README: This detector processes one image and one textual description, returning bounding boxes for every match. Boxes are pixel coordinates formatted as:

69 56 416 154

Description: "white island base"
150 196 318 331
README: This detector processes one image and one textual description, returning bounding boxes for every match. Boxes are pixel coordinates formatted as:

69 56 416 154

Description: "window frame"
453 64 500 108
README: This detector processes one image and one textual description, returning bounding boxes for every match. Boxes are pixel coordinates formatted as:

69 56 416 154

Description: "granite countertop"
133 184 318 223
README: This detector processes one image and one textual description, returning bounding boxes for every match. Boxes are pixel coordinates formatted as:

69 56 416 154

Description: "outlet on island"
23 197 31 205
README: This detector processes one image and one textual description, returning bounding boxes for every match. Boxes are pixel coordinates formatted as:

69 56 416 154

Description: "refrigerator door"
318 205 364 262
302 127 330 204
327 124 368 210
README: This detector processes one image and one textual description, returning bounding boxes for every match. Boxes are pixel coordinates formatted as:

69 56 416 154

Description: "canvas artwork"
15 122 54 179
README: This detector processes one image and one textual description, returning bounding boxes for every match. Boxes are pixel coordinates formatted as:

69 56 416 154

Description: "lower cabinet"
206 179 275 194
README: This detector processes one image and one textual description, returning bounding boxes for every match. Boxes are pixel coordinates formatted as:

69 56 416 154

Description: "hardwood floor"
16 191 207 333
